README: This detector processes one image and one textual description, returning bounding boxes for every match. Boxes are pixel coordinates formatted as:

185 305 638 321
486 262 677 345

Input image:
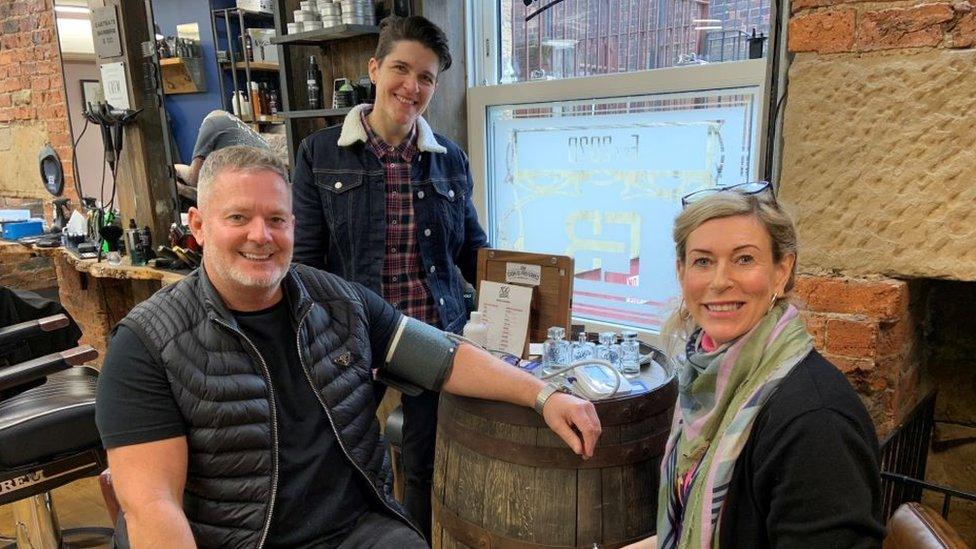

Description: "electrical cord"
70 117 90 202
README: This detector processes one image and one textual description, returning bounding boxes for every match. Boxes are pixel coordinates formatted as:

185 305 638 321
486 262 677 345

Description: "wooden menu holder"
475 248 574 358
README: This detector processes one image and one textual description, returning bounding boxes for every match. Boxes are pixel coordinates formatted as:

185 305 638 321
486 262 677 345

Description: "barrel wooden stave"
432 376 676 549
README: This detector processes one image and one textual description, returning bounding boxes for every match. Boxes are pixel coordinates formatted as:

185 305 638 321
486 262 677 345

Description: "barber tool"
82 102 141 175
98 223 124 265
168 222 200 252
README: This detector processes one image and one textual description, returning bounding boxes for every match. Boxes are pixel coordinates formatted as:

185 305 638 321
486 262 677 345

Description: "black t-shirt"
96 283 402 548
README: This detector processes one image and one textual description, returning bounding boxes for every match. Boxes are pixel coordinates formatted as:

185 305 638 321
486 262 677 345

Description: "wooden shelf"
159 57 206 94
279 108 352 119
271 25 379 45
237 114 285 124
220 61 280 72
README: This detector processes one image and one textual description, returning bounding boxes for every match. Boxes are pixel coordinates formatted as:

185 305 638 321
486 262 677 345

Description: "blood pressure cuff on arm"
377 316 458 396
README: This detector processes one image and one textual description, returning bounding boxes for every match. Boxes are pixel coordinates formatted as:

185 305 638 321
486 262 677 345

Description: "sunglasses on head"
680 181 775 207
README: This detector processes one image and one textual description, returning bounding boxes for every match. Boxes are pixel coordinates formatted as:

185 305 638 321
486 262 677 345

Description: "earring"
768 292 779 313
679 298 691 321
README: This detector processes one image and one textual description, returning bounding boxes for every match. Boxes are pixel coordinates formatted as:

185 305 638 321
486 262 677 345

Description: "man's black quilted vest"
117 264 410 547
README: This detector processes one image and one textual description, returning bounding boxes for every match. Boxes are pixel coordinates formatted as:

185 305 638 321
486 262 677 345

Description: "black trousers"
338 511 429 548
400 388 439 542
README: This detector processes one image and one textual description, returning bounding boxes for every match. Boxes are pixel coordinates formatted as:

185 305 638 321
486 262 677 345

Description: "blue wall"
152 0 226 163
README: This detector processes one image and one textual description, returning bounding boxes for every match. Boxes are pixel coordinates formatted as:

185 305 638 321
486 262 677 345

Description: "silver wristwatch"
534 382 568 415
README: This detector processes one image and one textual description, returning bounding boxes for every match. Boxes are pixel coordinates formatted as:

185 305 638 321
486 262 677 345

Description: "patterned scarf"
657 303 813 548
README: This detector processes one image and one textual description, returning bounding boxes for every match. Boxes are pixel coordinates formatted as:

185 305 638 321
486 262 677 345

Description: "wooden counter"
53 249 188 366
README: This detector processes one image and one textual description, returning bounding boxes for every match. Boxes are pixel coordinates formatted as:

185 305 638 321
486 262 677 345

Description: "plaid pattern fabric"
360 107 439 326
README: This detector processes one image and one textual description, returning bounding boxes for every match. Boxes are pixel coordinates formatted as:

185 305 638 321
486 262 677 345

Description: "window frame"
465 1 780 344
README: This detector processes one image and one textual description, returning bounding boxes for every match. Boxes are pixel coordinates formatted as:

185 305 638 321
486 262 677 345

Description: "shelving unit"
210 7 281 125
270 0 381 160
160 57 206 94
219 61 280 72
279 107 352 120
270 25 379 45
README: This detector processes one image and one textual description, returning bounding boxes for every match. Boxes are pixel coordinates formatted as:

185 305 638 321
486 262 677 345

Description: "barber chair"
0 311 112 548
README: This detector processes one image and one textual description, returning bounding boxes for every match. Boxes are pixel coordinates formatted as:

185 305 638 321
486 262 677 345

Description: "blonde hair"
661 191 798 354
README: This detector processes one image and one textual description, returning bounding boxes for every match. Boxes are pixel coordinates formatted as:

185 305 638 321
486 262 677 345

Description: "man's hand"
541 392 602 459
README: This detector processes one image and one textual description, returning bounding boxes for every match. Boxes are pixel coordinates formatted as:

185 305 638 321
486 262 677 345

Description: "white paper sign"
479 280 533 357
505 262 542 286
99 62 130 109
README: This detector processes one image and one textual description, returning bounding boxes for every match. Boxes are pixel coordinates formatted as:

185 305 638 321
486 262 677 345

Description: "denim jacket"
292 105 489 334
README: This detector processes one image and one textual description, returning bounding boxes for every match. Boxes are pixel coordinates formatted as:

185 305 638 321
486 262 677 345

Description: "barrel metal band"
437 410 669 469
433 496 648 549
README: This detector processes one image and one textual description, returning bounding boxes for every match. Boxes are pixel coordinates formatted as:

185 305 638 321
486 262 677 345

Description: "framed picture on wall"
80 79 104 110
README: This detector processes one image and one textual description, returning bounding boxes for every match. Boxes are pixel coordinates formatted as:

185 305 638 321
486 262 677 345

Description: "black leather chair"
0 291 112 548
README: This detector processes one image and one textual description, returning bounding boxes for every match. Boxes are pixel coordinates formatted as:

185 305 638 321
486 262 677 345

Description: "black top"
96 282 401 548
718 350 885 548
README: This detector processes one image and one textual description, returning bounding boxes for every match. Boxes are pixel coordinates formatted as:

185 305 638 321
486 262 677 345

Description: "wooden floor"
0 477 113 547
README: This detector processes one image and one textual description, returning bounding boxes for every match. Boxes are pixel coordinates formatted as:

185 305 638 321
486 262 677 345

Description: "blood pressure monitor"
567 360 633 400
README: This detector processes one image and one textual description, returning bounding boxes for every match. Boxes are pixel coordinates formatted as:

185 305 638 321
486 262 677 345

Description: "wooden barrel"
432 353 678 548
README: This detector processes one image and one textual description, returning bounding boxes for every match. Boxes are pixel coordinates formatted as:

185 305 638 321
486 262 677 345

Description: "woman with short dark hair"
291 15 489 543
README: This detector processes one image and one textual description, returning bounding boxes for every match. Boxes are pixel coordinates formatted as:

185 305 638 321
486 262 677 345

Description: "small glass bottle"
620 330 641 376
542 326 571 377
596 332 621 371
571 332 595 362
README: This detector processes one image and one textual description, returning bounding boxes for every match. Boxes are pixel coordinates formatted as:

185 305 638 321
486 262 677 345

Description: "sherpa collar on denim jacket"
336 103 448 154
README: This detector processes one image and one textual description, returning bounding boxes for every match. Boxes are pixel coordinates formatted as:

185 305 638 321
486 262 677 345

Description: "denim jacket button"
334 181 343 190
429 265 436 273
448 190 455 199
417 191 425 199
423 228 431 237
439 298 445 306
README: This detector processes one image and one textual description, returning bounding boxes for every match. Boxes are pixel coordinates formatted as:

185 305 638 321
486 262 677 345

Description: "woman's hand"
621 535 657 549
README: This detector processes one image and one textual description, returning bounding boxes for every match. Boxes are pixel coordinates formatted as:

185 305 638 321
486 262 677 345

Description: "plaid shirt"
360 107 439 326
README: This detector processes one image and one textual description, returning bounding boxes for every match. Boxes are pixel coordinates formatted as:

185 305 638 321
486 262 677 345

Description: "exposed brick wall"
794 275 922 436
789 1 976 53
785 0 976 535
0 0 77 211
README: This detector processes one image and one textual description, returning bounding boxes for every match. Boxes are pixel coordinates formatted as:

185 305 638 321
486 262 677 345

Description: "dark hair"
374 15 452 73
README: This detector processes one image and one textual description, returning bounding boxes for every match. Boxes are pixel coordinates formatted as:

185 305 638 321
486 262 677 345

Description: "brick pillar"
794 274 920 437
0 0 79 210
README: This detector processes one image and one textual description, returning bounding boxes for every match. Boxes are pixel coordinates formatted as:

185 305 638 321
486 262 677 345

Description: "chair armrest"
884 502 969 549
0 313 70 347
0 345 98 392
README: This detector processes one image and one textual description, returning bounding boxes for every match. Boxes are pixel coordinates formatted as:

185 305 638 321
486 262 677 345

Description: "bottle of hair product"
462 311 488 349
306 56 322 110
250 81 263 118
259 82 271 116
268 87 279 115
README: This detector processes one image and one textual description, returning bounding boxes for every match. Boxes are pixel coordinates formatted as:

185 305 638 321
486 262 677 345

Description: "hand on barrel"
541 392 602 459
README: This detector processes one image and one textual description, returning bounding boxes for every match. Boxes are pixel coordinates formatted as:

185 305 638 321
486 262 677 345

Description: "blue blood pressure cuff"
377 316 458 396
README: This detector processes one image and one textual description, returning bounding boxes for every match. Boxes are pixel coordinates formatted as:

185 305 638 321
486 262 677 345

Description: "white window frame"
465 2 775 345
